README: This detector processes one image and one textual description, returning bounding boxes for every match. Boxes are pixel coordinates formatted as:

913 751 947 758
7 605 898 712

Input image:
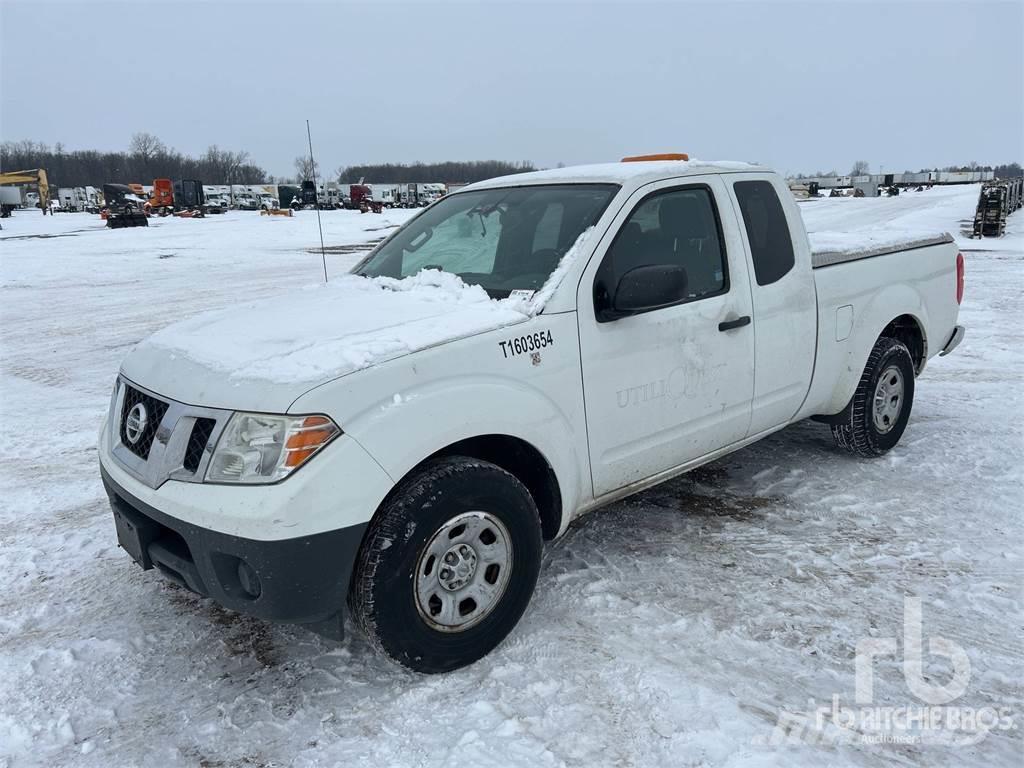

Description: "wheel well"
429 435 562 540
881 314 926 373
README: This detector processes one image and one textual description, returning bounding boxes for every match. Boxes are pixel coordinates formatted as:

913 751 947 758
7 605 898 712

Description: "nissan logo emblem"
125 402 148 444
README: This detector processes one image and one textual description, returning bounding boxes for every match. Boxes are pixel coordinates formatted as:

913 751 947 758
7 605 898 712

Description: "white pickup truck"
100 157 965 673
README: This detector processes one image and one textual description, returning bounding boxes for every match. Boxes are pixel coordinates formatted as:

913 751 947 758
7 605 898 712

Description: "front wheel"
831 336 916 457
350 457 542 673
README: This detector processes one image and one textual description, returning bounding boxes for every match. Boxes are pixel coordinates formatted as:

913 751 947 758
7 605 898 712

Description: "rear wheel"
350 457 542 673
831 336 915 457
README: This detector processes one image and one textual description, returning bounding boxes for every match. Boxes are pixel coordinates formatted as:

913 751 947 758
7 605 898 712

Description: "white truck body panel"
101 159 963 571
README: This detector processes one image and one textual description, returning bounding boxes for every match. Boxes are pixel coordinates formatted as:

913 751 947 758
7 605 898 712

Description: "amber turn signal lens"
283 416 339 468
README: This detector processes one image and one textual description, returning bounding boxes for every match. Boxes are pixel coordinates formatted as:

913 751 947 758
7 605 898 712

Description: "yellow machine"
0 168 51 213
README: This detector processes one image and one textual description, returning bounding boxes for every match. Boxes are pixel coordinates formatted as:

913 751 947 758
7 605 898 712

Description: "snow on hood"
121 228 594 410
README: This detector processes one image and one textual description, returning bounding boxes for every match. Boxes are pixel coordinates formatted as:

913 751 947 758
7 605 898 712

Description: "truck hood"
120 272 533 412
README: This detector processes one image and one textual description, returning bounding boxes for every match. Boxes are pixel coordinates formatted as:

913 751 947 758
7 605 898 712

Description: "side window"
733 180 795 286
596 186 727 311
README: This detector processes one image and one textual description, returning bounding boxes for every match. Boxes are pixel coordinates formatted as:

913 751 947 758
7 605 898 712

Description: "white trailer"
1 187 22 216
369 184 399 205
937 171 989 185
57 187 88 212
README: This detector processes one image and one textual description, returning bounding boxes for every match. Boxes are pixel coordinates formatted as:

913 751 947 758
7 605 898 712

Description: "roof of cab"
463 159 768 192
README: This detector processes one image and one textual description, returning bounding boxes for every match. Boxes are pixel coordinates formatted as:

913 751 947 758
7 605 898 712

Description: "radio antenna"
306 119 328 282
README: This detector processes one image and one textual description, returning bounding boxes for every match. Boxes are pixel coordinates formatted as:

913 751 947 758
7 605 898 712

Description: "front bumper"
102 465 367 637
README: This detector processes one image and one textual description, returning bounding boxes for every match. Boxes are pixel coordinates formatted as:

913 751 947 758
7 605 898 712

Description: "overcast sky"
2 1 1022 178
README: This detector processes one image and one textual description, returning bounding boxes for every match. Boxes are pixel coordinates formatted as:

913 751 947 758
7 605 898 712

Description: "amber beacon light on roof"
620 153 690 162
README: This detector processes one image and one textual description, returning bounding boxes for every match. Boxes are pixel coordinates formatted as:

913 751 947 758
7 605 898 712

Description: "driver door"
577 176 755 498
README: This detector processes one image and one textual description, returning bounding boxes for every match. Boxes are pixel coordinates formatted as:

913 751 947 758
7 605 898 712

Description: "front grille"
184 418 216 473
120 385 169 460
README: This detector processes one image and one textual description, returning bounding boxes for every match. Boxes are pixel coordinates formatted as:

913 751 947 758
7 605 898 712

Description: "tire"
350 456 543 673
831 336 915 457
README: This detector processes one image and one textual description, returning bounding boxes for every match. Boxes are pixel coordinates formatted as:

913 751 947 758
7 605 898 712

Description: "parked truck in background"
102 183 149 228
278 185 300 209
147 179 174 216
172 179 205 214
290 180 318 210
348 183 382 213
417 182 446 204
0 186 21 217
318 182 341 209
58 187 86 212
100 156 965 673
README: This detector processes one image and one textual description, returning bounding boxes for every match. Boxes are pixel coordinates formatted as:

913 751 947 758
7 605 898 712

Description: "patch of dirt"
306 238 384 255
1 232 83 241
6 364 72 387
165 585 279 668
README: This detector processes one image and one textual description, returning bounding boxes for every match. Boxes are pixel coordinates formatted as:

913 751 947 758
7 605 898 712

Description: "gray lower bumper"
102 465 367 639
939 325 965 356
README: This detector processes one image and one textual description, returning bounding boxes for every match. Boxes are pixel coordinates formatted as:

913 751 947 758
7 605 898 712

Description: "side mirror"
609 264 688 317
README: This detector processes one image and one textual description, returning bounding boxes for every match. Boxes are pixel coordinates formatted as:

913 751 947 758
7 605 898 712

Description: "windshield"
355 183 618 298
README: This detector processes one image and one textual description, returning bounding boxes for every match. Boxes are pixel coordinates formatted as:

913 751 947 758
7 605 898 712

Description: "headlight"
206 412 340 484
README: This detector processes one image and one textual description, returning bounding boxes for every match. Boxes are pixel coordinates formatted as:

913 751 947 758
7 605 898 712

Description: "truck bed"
808 231 954 268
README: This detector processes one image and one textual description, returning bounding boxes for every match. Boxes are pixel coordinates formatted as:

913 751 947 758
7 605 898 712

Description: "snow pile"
143 228 594 385
145 271 525 384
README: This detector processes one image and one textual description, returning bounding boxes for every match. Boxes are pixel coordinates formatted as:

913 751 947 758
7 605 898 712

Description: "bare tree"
294 155 319 182
129 132 167 161
850 160 870 176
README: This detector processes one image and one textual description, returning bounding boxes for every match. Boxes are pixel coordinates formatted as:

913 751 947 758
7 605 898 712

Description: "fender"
805 278 930 418
342 375 586 533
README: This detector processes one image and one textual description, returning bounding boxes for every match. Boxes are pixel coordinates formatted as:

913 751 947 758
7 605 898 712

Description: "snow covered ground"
1 189 1021 767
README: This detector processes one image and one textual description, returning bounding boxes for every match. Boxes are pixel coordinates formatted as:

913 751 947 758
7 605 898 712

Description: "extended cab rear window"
733 180 795 286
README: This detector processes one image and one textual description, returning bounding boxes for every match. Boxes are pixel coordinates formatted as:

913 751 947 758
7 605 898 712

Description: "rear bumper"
102 465 367 637
939 325 965 356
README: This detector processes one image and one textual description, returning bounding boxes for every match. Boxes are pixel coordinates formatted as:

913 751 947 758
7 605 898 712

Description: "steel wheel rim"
414 511 513 632
872 365 905 434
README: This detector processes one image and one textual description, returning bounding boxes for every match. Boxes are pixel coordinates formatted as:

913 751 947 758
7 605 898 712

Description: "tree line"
1 133 268 188
1 135 540 188
337 160 537 184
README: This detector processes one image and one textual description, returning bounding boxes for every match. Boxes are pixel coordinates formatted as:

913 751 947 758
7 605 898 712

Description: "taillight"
956 252 965 305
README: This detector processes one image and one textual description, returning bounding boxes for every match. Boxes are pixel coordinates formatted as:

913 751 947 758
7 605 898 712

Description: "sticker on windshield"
500 330 554 359
508 289 536 301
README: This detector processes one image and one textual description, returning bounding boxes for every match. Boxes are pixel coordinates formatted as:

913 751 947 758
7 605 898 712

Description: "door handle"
718 315 751 332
